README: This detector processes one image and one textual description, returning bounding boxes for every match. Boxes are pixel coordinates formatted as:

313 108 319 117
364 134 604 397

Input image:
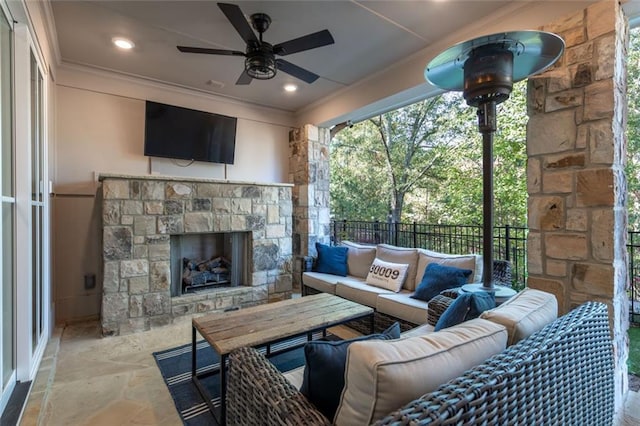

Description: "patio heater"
425 31 564 297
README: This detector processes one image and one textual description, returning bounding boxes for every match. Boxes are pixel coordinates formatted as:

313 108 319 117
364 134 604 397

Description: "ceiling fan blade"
274 30 334 56
276 59 319 84
218 3 258 45
177 46 245 56
236 69 252 85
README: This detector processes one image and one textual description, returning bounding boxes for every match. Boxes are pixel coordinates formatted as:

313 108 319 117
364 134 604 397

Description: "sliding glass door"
30 51 44 352
0 4 15 411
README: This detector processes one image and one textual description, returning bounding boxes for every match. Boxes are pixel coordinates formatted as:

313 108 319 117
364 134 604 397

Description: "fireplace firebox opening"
170 232 251 296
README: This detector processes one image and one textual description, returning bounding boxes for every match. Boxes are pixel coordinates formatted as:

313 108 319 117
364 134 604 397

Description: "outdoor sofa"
226 289 614 425
301 241 511 332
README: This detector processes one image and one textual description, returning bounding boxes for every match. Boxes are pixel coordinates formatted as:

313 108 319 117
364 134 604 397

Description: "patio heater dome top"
425 30 565 98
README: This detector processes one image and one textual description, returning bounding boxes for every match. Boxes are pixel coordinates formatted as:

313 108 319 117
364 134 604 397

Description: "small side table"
460 283 517 305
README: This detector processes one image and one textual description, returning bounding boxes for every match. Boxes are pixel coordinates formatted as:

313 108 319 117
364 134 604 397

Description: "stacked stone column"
526 0 628 410
289 125 331 289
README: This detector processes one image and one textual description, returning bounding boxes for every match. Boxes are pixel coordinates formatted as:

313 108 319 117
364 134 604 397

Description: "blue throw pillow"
434 293 472 331
300 322 400 420
411 263 472 302
434 291 496 331
469 291 496 318
313 242 348 276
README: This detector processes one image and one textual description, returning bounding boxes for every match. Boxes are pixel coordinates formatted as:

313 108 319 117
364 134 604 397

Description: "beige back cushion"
375 244 419 290
334 318 507 425
415 248 480 285
340 241 376 278
480 288 558 346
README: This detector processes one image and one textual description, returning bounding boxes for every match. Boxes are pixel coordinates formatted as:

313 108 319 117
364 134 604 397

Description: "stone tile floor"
17 317 640 425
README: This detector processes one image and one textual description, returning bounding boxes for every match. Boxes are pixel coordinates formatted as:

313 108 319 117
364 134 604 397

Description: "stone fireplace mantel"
99 173 293 336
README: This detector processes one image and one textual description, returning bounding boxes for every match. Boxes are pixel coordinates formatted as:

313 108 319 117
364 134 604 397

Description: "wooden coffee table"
191 293 374 424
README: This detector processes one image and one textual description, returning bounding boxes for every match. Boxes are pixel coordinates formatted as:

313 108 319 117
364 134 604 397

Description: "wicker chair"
492 259 513 288
226 302 614 425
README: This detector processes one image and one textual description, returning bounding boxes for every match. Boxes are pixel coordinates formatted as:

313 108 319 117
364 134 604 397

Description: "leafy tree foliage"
627 27 640 230
330 81 528 226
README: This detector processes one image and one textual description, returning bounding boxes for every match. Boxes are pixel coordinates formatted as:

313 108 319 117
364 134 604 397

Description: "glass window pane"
1 9 11 198
38 207 43 334
30 53 37 202
31 205 36 351
2 202 13 387
1 8 14 388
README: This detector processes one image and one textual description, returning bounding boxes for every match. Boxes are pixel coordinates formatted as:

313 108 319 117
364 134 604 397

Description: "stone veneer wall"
526 0 628 411
100 174 293 336
289 125 331 289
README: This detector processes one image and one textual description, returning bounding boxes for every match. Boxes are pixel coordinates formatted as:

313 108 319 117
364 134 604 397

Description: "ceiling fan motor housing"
463 45 514 107
250 13 272 34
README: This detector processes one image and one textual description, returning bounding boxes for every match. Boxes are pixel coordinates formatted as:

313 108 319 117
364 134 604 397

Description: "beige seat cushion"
415 248 481 285
283 366 305 389
302 272 341 294
303 272 366 295
480 287 558 345
401 322 435 337
336 280 394 308
341 241 376 279
376 244 419 290
376 291 428 325
334 318 507 425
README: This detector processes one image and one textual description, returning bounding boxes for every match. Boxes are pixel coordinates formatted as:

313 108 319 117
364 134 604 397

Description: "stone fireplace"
100 174 293 336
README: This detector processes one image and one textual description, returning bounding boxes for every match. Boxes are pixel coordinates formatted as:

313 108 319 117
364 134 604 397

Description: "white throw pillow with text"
365 258 409 292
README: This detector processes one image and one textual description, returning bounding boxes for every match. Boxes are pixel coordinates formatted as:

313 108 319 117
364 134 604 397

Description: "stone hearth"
100 174 293 336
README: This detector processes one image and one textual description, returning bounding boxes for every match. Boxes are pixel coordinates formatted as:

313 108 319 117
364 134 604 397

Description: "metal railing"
331 220 640 324
331 220 528 290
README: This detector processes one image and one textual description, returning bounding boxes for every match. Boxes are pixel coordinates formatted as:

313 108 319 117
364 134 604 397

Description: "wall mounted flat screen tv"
144 101 237 164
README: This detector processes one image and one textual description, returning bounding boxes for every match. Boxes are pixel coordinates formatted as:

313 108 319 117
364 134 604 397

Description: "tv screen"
144 101 237 164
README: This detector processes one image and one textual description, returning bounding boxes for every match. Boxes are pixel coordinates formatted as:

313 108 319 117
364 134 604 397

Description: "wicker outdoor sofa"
301 241 513 333
226 301 614 425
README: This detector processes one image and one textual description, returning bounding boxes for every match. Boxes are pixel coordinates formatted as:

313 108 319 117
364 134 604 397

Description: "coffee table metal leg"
220 354 228 425
192 326 223 424
192 326 196 376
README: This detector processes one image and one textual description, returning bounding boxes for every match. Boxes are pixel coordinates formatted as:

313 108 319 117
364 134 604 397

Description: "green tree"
627 27 640 230
331 94 476 222
330 82 528 226
330 123 390 220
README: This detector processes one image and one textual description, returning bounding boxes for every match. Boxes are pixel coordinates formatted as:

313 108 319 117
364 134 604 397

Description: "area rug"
153 332 328 426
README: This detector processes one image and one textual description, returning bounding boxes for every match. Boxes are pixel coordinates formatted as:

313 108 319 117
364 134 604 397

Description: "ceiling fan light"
245 56 276 80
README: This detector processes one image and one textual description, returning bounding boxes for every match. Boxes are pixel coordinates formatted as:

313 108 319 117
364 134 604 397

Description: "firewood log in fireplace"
183 256 231 287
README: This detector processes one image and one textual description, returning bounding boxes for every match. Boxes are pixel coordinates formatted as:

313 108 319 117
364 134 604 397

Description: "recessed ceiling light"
284 84 297 92
112 37 135 50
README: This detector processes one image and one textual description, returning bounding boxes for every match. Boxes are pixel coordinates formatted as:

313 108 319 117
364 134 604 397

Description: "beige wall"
54 72 295 323
53 196 102 321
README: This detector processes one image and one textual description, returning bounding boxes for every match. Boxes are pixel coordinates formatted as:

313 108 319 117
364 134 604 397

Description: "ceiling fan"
177 3 335 85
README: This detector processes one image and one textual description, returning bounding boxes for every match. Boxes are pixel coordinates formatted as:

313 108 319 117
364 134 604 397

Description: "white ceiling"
48 0 638 124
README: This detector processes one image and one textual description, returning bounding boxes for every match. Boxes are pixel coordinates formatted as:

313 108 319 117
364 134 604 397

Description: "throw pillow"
300 322 400 420
411 263 472 302
434 293 472 331
365 258 409 292
469 291 496 319
313 242 348 277
340 241 376 278
434 291 496 331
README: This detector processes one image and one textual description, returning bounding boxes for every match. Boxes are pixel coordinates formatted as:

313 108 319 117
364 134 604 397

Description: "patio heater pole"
478 101 496 289
425 31 565 297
